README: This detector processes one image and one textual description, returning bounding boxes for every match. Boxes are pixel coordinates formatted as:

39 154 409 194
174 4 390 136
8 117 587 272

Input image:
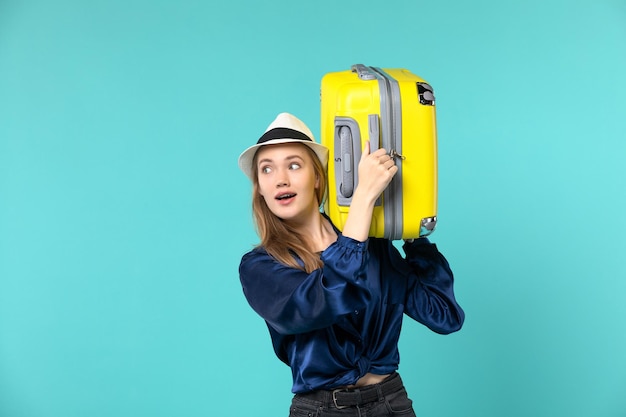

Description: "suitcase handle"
338 126 355 198
334 118 362 204
334 116 381 203
351 64 376 81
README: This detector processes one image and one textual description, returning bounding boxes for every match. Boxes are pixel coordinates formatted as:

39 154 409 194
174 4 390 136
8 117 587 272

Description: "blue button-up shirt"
239 229 464 393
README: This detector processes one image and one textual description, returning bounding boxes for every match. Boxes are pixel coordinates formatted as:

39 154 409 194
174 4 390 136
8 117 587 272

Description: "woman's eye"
289 162 301 170
260 166 272 174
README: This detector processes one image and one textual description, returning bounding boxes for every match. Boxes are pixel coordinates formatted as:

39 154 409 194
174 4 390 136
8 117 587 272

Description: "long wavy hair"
251 144 327 273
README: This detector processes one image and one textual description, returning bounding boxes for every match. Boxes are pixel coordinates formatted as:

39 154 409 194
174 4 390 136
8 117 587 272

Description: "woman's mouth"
275 193 296 204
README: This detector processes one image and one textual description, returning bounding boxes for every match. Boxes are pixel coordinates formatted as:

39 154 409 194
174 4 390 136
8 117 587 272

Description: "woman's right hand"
340 141 398 242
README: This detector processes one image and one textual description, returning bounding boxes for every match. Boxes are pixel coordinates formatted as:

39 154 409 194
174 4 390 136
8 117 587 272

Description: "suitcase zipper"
371 67 403 240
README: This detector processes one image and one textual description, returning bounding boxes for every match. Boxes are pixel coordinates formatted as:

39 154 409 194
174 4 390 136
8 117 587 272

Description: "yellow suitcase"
321 64 438 240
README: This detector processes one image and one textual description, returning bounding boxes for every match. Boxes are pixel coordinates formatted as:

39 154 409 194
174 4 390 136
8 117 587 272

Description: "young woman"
238 113 465 416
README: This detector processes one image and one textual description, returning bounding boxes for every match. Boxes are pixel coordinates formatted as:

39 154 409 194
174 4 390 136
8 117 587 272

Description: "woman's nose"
276 171 289 187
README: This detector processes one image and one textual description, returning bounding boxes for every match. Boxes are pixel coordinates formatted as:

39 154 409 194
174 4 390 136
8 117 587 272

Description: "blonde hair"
251 144 327 273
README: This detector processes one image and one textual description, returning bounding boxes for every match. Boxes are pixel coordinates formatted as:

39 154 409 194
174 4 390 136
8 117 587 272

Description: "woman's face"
255 143 320 223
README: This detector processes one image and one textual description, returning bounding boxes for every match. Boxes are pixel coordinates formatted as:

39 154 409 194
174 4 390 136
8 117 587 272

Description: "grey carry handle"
338 126 355 198
334 115 381 206
351 64 377 81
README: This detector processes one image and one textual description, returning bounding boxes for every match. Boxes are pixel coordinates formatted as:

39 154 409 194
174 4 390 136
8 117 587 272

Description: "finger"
381 161 395 173
370 147 388 158
379 153 394 164
361 141 371 160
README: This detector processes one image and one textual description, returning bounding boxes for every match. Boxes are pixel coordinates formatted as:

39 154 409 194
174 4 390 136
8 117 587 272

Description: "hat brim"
238 138 329 180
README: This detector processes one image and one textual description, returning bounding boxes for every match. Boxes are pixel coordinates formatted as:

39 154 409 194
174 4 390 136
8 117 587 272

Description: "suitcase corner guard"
420 216 437 237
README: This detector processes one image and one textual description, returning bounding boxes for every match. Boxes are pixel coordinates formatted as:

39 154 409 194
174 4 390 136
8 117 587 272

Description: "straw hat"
238 112 329 180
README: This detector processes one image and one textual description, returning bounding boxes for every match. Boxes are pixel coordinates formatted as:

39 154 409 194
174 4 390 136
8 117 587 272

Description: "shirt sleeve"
239 235 372 335
401 238 465 334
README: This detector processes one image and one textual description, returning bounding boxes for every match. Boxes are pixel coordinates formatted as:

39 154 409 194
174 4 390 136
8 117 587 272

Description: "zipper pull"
389 149 405 160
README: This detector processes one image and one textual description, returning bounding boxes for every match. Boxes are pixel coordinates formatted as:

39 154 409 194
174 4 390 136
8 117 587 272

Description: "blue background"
1 1 625 416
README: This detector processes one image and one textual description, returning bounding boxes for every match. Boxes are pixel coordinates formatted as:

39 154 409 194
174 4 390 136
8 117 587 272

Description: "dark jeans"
288 373 416 417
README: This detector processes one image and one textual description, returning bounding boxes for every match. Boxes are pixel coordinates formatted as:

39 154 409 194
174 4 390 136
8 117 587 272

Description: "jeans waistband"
295 372 404 409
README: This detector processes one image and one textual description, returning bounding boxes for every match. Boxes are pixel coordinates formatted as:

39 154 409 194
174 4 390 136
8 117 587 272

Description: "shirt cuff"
335 234 369 251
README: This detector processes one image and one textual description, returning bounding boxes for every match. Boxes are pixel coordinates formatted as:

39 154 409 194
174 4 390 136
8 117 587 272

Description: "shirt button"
354 310 359 315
